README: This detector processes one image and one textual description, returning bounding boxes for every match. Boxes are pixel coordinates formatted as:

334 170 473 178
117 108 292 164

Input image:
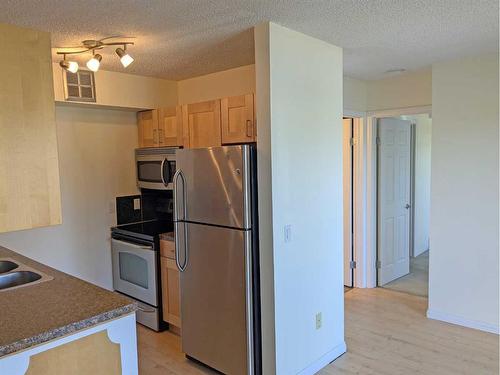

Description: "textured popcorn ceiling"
0 0 497 80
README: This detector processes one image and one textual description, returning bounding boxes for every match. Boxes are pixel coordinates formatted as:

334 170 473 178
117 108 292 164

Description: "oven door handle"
136 305 156 313
111 238 152 251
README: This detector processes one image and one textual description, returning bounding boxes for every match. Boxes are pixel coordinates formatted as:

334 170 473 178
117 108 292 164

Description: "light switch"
133 198 141 210
108 200 115 214
316 312 322 330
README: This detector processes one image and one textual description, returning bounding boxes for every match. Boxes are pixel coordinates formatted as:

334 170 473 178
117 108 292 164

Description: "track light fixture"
59 54 79 73
56 36 135 72
115 47 134 68
86 53 102 72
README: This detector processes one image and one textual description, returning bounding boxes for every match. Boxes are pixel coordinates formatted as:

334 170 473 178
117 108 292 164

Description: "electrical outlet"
284 224 292 243
315 312 322 330
133 198 141 210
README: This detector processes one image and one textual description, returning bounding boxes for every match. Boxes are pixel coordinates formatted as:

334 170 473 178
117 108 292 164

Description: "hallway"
383 251 429 297
321 287 498 375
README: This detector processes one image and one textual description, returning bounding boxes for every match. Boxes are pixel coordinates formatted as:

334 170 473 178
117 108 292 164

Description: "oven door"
136 156 175 190
111 238 158 306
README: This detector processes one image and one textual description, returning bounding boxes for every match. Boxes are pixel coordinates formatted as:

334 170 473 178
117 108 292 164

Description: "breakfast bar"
0 246 138 374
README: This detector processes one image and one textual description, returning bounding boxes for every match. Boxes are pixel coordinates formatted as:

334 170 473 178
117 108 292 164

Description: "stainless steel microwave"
135 147 177 190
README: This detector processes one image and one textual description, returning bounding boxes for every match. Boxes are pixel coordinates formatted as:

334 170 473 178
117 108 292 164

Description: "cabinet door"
221 94 255 144
182 100 221 148
158 106 183 147
160 239 176 260
0 23 62 233
138 110 159 148
160 257 181 328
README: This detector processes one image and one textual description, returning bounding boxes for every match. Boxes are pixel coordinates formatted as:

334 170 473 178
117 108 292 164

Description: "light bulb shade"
120 54 134 68
59 60 79 73
116 48 134 68
86 54 102 72
67 61 79 73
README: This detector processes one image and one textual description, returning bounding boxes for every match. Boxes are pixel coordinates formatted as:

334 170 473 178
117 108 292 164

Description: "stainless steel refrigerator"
173 144 261 375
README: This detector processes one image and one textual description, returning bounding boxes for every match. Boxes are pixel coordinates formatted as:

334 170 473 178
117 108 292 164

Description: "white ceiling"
0 0 497 80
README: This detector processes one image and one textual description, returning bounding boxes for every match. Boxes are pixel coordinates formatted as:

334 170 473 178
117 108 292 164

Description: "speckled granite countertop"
0 246 136 358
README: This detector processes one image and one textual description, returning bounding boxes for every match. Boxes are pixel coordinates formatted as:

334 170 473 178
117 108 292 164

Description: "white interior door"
377 118 411 286
343 118 353 287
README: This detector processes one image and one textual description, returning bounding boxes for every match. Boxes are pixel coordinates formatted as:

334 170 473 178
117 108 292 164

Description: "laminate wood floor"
137 287 499 375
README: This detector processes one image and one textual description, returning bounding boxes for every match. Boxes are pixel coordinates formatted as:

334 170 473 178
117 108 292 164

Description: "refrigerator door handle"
174 222 188 272
174 222 189 272
173 169 187 221
173 169 189 272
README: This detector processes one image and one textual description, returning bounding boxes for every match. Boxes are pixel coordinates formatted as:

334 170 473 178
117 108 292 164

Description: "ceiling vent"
63 69 96 102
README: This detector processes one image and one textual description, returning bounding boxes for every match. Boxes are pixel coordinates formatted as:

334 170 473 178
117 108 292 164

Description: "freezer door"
175 145 251 229
179 222 253 375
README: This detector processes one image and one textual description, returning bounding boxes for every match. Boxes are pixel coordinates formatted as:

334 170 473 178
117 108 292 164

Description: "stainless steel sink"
0 260 18 274
0 271 42 290
0 258 53 291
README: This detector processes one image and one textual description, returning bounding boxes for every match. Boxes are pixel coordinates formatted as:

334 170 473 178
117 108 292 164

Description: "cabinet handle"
159 129 164 144
153 129 158 144
246 120 253 138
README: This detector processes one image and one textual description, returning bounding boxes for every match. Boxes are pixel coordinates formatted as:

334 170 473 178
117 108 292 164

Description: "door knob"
405 204 411 209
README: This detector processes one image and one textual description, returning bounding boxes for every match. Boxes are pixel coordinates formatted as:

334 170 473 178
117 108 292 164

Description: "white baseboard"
297 341 347 375
427 309 499 334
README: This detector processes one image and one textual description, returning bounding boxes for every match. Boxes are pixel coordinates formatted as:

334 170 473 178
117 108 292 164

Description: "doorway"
343 116 361 289
376 114 431 297
343 118 354 288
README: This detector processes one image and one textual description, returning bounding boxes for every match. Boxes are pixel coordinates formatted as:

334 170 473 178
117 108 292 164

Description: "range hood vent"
63 69 96 102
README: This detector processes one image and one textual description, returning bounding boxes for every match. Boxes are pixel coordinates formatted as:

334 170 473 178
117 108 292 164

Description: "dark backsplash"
116 190 173 225
116 195 142 225
141 189 173 221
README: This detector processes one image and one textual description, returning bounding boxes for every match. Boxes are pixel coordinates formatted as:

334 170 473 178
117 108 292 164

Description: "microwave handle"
160 158 166 186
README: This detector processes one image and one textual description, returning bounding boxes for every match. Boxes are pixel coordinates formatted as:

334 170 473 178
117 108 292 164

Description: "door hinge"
376 260 382 268
376 136 381 146
350 138 357 147
349 261 356 269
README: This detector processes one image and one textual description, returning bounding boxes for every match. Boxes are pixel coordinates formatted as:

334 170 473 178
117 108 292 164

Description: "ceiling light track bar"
56 42 134 56
56 36 136 73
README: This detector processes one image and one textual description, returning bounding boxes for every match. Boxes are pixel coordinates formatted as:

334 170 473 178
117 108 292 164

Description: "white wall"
428 53 499 333
254 23 276 374
0 105 139 289
255 22 345 374
53 63 178 110
366 69 432 111
344 76 368 113
177 65 255 104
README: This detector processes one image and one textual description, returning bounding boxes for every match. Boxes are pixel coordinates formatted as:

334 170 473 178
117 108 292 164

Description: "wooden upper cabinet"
182 100 222 149
138 107 183 148
138 95 256 150
137 110 159 148
158 106 183 147
0 23 62 233
221 94 255 144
